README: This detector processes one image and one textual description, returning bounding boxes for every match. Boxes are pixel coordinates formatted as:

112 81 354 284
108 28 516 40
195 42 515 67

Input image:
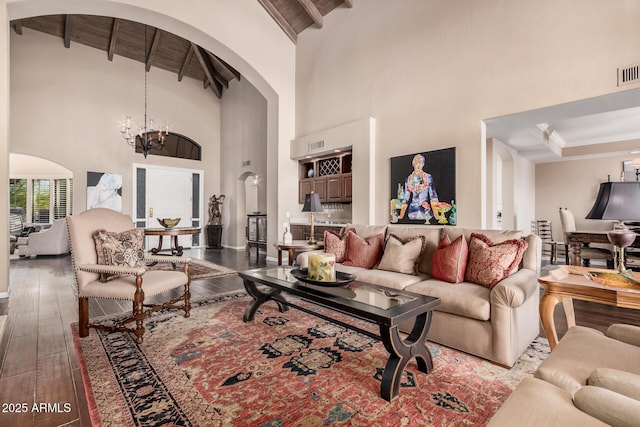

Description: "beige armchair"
67 208 191 344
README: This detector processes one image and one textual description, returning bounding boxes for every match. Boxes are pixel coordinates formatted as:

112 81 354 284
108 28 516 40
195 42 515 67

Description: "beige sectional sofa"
488 324 640 426
297 224 542 367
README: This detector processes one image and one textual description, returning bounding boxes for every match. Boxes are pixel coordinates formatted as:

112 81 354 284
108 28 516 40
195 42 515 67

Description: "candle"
308 253 336 282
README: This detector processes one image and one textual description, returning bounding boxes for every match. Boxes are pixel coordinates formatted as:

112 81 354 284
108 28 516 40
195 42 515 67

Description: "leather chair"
559 208 613 268
67 208 191 344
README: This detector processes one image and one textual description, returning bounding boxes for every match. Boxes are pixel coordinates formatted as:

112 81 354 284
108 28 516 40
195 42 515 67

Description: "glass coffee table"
238 266 441 401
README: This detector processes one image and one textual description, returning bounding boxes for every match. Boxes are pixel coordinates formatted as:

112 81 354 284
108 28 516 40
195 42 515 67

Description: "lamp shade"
302 193 322 213
585 182 640 221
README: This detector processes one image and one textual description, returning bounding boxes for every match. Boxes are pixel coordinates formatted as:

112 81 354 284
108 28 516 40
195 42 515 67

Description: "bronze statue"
209 194 225 225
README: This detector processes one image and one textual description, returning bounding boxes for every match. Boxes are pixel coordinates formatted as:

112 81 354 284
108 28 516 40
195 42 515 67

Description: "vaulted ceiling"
8 1 354 100
258 0 354 42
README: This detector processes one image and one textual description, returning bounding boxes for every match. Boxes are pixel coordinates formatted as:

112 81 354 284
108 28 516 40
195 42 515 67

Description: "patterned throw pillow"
343 230 384 269
431 234 468 284
324 230 349 263
377 234 425 275
464 232 528 289
93 228 146 282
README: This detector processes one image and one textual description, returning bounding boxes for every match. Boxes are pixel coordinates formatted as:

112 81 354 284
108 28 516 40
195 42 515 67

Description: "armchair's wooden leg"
79 297 89 337
133 275 145 344
184 264 191 318
184 284 191 318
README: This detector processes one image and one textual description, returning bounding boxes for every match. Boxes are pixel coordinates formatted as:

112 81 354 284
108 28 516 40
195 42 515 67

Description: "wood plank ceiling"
258 0 354 42
9 1 354 98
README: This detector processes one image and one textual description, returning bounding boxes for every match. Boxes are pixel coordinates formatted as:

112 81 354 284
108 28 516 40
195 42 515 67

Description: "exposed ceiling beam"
344 0 354 7
145 28 160 72
210 54 241 82
257 0 297 43
205 52 230 89
107 18 120 61
12 21 22 35
297 0 323 28
64 15 71 48
192 42 222 98
178 44 193 82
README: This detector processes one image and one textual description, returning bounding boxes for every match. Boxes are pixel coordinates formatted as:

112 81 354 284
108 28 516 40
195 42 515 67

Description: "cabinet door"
290 225 304 240
299 179 313 204
257 216 267 243
313 177 327 201
326 176 342 201
342 174 352 201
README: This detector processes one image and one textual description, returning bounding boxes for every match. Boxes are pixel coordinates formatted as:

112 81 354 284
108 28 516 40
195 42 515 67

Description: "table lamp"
302 192 322 244
585 181 640 276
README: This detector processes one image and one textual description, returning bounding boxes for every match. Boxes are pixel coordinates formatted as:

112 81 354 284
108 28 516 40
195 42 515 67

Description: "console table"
144 227 201 257
274 240 323 266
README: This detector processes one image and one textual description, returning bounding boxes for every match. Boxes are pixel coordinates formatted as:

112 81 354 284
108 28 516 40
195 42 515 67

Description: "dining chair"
558 207 614 268
532 219 564 264
67 208 191 344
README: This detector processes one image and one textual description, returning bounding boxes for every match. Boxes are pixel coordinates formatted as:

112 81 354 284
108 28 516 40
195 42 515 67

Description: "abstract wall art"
390 147 456 225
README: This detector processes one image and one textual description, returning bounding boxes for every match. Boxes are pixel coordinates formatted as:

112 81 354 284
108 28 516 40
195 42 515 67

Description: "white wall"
220 77 268 248
295 0 640 227
1 0 297 296
536 155 632 241
10 29 220 216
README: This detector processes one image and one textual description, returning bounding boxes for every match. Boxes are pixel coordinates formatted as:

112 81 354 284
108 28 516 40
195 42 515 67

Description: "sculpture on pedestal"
209 194 225 225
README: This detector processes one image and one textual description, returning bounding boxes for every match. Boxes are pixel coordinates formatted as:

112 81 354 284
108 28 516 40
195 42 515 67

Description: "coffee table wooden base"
241 277 435 402
243 279 289 321
379 311 433 401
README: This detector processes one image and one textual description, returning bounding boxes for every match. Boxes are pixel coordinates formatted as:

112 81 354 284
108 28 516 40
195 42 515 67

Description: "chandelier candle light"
120 25 169 158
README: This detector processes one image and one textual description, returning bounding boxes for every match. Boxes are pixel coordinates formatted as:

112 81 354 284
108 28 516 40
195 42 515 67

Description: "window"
9 179 27 218
32 179 51 223
54 179 72 220
10 177 73 224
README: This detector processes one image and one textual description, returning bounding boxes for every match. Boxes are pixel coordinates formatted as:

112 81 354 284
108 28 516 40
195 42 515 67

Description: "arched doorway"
9 153 74 224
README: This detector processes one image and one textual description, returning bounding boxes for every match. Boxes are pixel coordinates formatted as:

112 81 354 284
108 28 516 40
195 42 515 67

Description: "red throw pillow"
343 230 384 269
465 233 528 289
324 230 348 263
431 234 468 284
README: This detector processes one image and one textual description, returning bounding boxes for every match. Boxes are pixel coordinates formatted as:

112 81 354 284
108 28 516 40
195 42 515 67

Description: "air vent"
308 140 325 152
618 63 640 86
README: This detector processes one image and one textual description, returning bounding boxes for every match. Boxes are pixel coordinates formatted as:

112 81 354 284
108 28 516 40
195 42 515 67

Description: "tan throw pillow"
464 232 528 289
324 230 349 263
431 234 468 283
377 234 425 275
93 228 146 282
343 230 384 269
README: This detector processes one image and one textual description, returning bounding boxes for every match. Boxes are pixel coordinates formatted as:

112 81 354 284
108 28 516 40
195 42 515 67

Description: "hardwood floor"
0 251 639 426
0 248 269 427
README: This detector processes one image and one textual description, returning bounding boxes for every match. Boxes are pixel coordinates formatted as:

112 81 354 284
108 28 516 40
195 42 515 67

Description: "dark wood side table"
539 266 640 350
144 227 201 257
275 240 323 266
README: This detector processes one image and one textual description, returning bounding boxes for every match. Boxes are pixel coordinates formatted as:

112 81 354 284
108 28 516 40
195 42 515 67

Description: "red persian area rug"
72 292 549 426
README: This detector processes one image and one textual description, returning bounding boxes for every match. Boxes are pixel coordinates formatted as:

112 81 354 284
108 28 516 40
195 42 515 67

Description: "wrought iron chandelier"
120 26 168 158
